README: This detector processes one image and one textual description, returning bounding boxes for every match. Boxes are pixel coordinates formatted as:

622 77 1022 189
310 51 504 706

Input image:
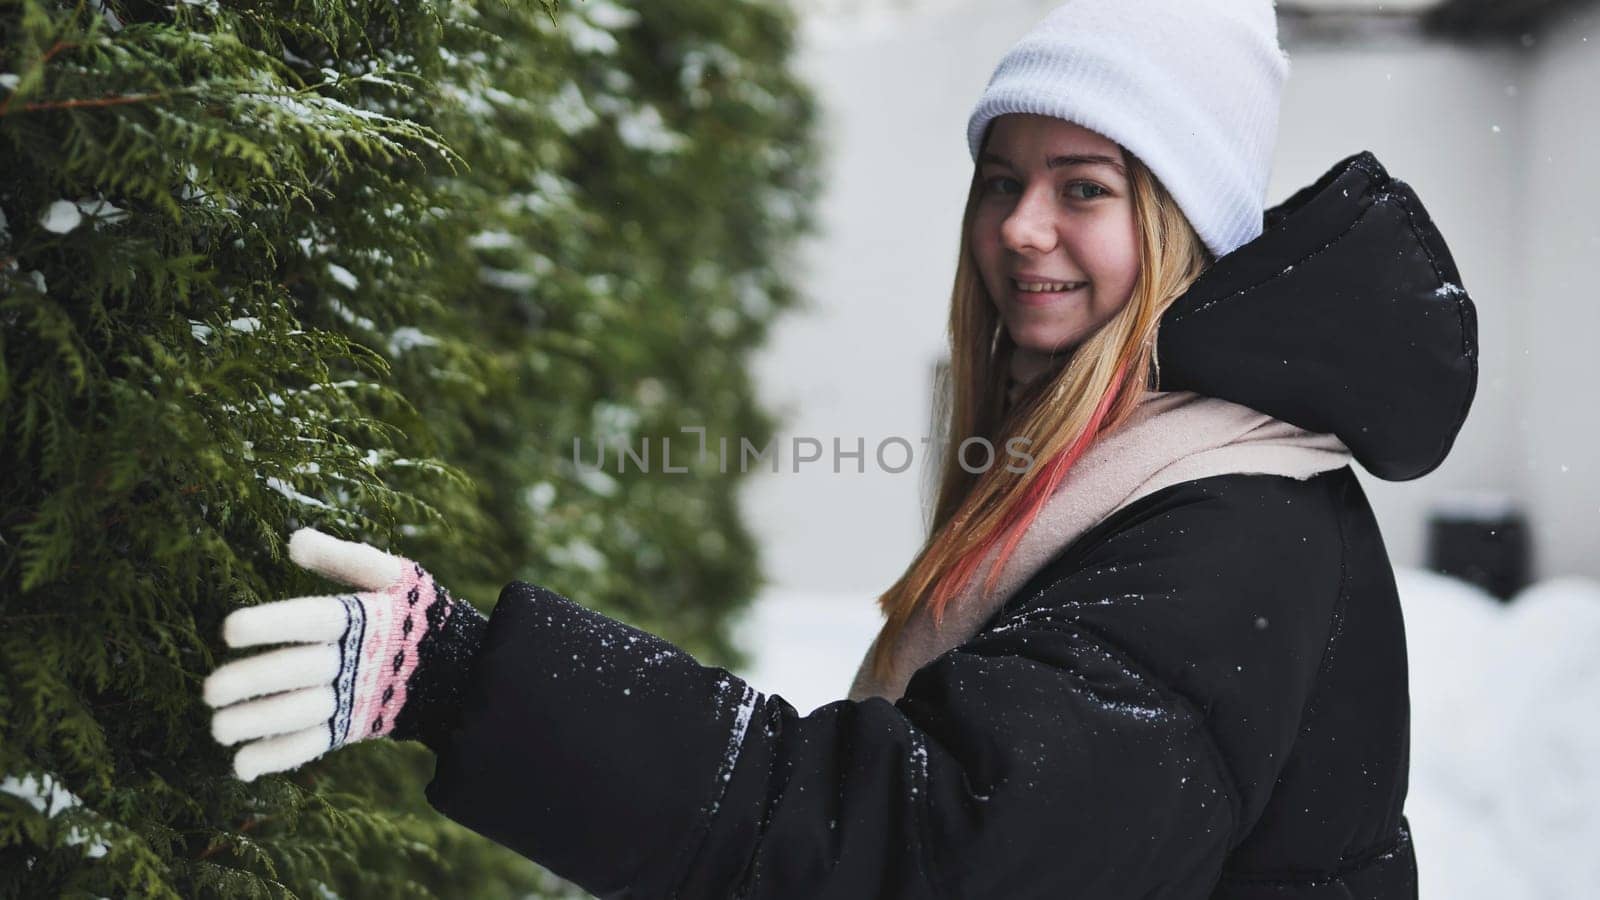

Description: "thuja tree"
0 0 821 895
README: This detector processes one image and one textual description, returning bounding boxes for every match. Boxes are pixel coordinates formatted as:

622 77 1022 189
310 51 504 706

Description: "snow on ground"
1399 567 1600 899
731 568 1600 896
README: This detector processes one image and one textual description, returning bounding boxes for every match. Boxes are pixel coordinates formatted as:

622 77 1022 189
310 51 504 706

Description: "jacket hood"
1155 150 1479 482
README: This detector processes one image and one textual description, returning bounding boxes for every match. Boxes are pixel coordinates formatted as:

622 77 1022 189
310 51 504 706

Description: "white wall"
733 4 1600 699
1519 4 1600 579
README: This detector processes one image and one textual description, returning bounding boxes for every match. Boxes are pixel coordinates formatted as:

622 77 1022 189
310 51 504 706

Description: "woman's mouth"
1011 278 1087 305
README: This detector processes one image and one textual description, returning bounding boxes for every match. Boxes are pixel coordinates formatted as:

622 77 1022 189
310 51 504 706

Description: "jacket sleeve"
420 484 1342 899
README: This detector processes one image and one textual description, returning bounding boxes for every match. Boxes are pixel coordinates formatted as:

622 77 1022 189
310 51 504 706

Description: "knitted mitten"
203 527 487 781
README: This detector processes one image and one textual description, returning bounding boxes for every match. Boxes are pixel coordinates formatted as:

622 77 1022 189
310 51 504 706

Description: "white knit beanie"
966 0 1290 259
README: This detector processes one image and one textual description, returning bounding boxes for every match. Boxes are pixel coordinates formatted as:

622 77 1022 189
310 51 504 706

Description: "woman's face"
970 114 1140 356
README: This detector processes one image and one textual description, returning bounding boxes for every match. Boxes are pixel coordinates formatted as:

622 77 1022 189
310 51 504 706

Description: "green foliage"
0 0 821 894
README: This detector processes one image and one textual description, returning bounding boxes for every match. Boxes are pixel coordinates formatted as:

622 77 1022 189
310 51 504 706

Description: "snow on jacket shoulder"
422 467 1408 899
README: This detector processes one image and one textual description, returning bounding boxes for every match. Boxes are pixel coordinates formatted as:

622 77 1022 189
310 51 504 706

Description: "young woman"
203 1 1478 897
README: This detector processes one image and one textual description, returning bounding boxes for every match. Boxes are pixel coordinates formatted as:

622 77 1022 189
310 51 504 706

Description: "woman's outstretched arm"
422 577 1245 899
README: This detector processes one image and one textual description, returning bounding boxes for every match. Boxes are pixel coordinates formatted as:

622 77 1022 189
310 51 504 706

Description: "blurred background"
728 1 1600 897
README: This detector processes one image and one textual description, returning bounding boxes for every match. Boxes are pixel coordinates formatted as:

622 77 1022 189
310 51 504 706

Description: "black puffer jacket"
417 151 1478 899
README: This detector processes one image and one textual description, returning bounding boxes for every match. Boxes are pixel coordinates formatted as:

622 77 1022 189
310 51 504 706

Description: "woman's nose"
999 191 1058 254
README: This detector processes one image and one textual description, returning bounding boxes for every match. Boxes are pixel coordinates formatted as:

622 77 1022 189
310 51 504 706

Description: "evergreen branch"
196 813 273 861
8 89 170 115
0 39 79 117
2 75 349 119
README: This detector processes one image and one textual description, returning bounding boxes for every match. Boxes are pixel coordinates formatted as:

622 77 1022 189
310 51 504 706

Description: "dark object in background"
1425 0 1593 37
1427 493 1533 601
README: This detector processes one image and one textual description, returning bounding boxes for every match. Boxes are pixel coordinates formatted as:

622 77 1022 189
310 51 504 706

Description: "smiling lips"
1013 278 1086 293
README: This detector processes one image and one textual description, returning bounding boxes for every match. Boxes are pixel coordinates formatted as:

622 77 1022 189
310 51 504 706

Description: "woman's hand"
203 527 486 781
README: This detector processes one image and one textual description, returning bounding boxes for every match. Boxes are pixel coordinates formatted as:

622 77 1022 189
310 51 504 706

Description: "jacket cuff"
390 596 490 752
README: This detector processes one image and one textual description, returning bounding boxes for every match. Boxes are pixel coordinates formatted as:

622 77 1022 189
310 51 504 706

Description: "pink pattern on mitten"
347 562 454 742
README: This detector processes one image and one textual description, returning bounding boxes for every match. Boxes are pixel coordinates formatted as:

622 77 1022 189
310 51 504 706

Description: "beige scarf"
846 387 1353 703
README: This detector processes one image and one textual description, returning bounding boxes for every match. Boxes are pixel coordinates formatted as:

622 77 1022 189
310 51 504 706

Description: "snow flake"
565 18 620 55
634 377 667 408
39 200 83 234
554 539 605 573
328 299 376 331
1099 697 1168 722
615 104 688 154
264 475 332 510
582 0 639 29
679 43 742 94
77 197 129 225
574 464 619 497
387 326 439 355
326 263 360 291
524 481 557 514
467 230 517 250
437 81 492 116
0 773 109 859
480 86 521 109
1 772 78 817
549 81 600 135
593 401 641 441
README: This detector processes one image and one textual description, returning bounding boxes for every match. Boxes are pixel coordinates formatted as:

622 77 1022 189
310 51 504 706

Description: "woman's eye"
1067 181 1108 200
981 175 1021 195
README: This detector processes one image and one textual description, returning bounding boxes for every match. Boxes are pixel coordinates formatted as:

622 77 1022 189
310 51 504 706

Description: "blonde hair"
866 145 1214 685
